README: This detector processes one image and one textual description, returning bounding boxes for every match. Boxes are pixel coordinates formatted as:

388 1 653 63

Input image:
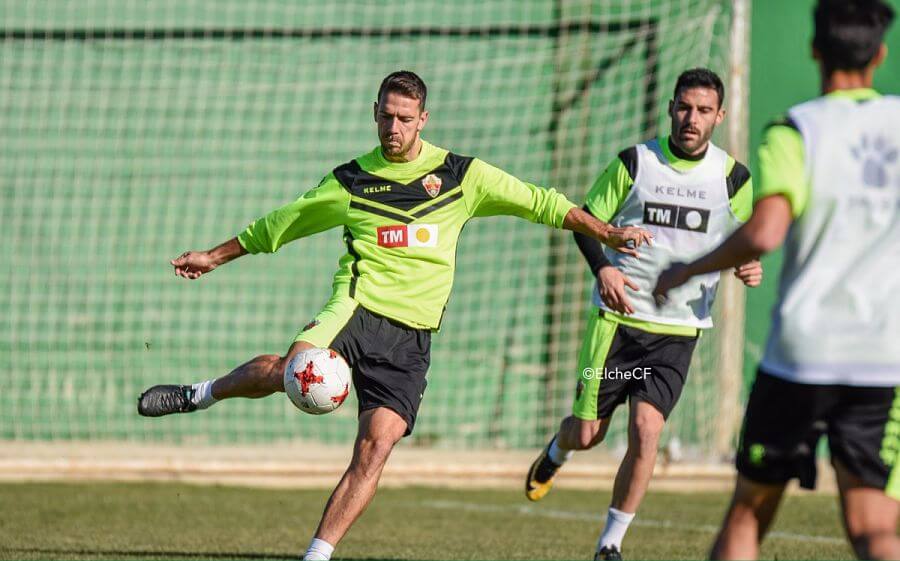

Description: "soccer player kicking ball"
136 71 650 561
525 68 761 561
655 2 900 559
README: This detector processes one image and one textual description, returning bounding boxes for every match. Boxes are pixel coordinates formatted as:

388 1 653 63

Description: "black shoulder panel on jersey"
617 147 639 181
765 116 799 131
726 161 752 199
332 159 364 190
444 152 475 183
340 151 470 213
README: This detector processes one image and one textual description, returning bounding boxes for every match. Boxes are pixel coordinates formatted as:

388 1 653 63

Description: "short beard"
677 129 712 154
381 137 416 159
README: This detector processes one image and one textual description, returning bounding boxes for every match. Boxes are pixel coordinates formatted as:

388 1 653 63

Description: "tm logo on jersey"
377 224 438 248
643 202 710 233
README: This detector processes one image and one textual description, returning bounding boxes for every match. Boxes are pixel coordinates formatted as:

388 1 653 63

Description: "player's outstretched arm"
563 207 652 258
652 195 791 302
171 237 247 280
466 159 649 255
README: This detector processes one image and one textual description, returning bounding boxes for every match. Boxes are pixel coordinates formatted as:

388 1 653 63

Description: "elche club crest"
422 174 442 198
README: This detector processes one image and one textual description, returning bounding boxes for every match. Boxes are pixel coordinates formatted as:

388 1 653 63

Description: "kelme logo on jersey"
422 174 442 198
376 224 439 248
643 202 709 233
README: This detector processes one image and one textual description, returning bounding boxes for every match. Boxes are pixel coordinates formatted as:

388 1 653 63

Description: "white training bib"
762 95 900 386
594 139 742 328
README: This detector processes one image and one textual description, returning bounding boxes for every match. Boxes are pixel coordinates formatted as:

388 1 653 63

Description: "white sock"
598 507 635 551
303 538 335 561
190 380 218 410
548 436 573 465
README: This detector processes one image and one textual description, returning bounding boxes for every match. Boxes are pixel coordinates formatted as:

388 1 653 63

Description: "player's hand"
170 251 217 280
597 266 640 315
652 262 691 307
603 226 653 258
734 259 763 287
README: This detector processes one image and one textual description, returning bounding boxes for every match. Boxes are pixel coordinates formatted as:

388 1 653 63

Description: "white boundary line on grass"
420 500 845 546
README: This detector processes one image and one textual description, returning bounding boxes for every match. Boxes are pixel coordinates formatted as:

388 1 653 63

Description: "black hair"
673 68 725 107
377 71 427 109
814 0 895 72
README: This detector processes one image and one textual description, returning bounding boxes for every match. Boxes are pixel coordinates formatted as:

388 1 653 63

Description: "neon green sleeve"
237 174 350 254
465 159 577 228
584 158 633 221
756 123 808 218
730 176 753 222
725 156 753 222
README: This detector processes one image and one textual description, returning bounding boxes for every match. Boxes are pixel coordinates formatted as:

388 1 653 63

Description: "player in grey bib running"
525 68 762 561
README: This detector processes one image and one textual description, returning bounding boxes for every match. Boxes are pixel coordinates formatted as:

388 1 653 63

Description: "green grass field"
0 482 854 560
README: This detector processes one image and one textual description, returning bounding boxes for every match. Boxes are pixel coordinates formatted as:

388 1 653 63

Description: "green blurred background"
2 0 898 452
0 1 736 450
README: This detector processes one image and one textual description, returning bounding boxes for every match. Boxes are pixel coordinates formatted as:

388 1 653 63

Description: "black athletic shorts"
300 304 431 436
572 309 698 420
737 369 899 492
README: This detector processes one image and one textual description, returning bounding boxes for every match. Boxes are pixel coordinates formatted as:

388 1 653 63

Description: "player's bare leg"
525 415 611 501
137 341 314 416
304 407 407 560
709 475 785 560
834 459 900 560
558 415 613 450
585 400 665 559
609 400 665 512
211 341 314 399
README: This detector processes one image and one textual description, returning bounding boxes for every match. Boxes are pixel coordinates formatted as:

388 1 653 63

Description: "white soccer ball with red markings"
284 348 351 415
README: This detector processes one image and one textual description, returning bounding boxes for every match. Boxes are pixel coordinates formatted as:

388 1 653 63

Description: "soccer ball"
283 348 351 415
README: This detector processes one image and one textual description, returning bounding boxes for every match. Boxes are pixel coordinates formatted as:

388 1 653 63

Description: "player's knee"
716 500 767 551
572 434 593 450
587 426 608 448
726 475 786 536
354 434 397 473
572 419 603 450
632 409 664 450
260 354 286 389
727 500 762 524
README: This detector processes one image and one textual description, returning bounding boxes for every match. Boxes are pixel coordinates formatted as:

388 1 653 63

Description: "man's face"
374 92 428 158
668 87 725 155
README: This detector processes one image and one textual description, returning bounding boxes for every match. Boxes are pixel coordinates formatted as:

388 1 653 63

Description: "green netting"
0 0 737 452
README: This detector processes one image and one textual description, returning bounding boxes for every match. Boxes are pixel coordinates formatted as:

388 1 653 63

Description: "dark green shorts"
296 289 430 436
737 370 900 498
572 309 697 420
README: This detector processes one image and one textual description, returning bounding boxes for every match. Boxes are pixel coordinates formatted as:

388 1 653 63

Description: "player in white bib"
654 1 900 559
525 69 762 561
